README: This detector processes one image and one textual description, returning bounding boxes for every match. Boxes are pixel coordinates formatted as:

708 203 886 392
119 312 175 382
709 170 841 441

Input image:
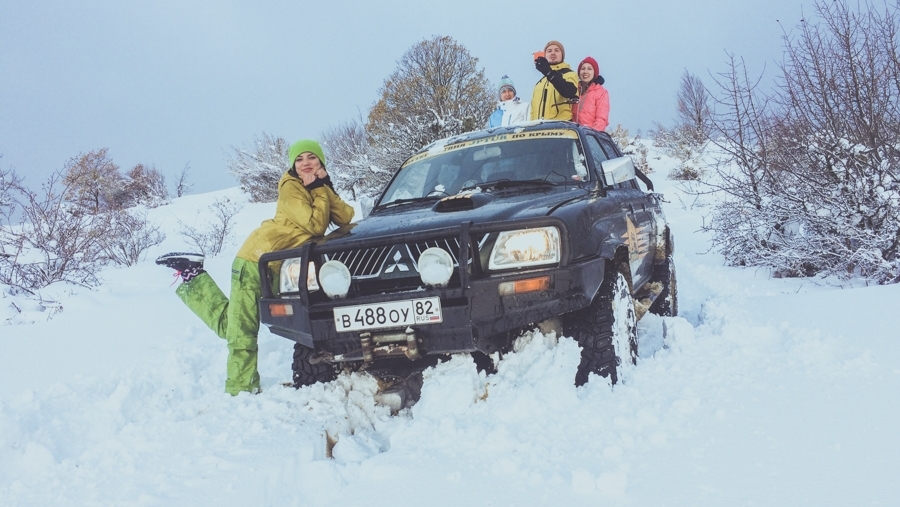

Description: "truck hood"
320 186 587 245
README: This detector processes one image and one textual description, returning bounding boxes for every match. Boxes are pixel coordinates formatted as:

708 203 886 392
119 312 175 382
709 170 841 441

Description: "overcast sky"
1 0 816 194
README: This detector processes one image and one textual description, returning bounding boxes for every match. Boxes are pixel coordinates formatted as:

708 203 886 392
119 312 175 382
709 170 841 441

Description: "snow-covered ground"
2 147 899 506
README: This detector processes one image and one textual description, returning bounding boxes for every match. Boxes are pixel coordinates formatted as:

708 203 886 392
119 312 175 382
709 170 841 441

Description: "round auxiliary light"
318 260 351 299
418 247 454 288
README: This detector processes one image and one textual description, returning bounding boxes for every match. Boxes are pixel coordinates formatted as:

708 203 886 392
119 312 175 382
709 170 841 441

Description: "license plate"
333 297 443 332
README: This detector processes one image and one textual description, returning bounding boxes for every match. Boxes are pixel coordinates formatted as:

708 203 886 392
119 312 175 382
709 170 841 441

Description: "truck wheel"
292 343 337 388
566 269 637 386
648 254 678 317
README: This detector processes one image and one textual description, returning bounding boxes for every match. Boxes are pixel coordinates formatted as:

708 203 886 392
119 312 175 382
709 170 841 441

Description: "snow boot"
156 252 206 282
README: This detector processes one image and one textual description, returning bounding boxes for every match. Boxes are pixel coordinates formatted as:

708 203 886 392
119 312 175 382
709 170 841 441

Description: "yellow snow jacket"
529 62 580 121
236 171 355 262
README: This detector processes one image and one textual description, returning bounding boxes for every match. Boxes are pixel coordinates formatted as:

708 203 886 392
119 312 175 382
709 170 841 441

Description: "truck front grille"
322 235 487 280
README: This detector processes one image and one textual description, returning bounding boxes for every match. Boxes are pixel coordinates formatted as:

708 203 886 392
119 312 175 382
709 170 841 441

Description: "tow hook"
360 332 374 362
403 328 420 360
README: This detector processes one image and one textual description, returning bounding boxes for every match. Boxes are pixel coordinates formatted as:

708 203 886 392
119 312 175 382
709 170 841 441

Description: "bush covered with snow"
701 0 900 284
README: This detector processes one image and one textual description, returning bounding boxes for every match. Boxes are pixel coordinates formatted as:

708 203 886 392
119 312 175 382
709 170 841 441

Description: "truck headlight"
280 259 319 293
488 227 560 270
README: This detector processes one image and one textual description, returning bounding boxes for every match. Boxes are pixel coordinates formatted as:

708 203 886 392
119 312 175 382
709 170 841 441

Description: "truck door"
588 134 656 287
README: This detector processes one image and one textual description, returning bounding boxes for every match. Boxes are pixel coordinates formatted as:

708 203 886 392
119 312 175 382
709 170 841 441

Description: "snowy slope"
2 151 899 507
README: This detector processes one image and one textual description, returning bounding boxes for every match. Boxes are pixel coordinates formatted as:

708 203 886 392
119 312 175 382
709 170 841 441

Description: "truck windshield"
379 131 588 206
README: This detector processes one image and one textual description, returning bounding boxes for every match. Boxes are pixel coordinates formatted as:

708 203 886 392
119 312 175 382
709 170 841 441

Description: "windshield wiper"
375 195 443 210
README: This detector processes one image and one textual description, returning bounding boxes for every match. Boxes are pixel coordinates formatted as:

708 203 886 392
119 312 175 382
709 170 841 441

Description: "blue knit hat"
498 75 516 98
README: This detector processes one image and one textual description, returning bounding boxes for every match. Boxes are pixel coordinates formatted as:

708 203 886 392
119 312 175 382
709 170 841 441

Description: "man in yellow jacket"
156 140 355 395
530 40 580 121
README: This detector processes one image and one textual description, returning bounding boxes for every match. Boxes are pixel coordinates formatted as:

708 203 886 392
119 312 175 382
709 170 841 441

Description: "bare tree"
651 70 712 179
676 69 713 139
0 161 19 225
227 132 288 202
175 163 192 197
0 156 168 290
178 197 242 256
0 170 110 289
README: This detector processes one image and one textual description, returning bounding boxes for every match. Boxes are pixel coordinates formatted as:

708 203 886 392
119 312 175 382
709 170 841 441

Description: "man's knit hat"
498 75 516 98
544 40 565 61
578 56 600 78
288 139 326 168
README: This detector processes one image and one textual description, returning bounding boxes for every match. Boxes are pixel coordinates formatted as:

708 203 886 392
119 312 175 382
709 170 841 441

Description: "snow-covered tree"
175 163 192 197
62 148 123 214
366 36 494 171
676 69 712 142
322 37 493 201
321 119 390 200
702 0 900 283
227 133 288 202
119 163 169 208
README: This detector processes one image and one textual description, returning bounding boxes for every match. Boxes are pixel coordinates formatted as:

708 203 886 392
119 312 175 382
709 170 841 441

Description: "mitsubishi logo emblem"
384 249 411 274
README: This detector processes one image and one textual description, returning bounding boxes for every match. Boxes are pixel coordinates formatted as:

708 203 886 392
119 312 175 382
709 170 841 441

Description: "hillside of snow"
2 145 899 506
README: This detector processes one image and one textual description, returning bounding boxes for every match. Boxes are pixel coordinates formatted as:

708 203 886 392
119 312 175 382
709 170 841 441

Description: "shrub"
119 164 168 208
0 170 109 289
701 0 900 283
178 197 242 256
99 209 166 266
668 164 703 181
227 133 288 202
610 125 652 174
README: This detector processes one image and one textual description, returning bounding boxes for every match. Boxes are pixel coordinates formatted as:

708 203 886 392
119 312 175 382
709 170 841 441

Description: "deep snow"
2 146 899 506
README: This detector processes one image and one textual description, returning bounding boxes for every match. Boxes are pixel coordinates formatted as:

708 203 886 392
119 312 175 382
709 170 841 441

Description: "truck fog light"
498 276 551 296
319 260 351 299
418 247 454 287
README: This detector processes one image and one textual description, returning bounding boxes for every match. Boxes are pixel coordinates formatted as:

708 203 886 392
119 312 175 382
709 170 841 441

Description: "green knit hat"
288 139 326 168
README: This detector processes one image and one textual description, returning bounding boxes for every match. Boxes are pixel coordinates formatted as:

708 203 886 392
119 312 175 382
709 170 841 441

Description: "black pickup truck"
258 121 676 388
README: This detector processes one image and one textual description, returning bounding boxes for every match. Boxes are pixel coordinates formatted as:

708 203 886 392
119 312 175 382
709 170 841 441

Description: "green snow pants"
176 257 261 395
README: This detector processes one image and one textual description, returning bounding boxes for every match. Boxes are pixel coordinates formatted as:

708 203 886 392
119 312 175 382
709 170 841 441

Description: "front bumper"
258 220 606 362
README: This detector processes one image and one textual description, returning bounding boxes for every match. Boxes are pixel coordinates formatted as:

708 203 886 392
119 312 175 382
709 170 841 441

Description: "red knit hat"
578 56 600 78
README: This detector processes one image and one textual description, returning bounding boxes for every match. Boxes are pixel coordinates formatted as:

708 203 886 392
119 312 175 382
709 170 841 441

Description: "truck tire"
648 254 678 317
292 343 337 388
566 269 637 386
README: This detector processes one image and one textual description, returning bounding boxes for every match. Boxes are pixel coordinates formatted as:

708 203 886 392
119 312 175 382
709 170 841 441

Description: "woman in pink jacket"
572 56 610 131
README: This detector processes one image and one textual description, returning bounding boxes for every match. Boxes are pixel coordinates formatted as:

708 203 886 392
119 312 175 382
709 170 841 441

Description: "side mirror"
600 156 636 185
